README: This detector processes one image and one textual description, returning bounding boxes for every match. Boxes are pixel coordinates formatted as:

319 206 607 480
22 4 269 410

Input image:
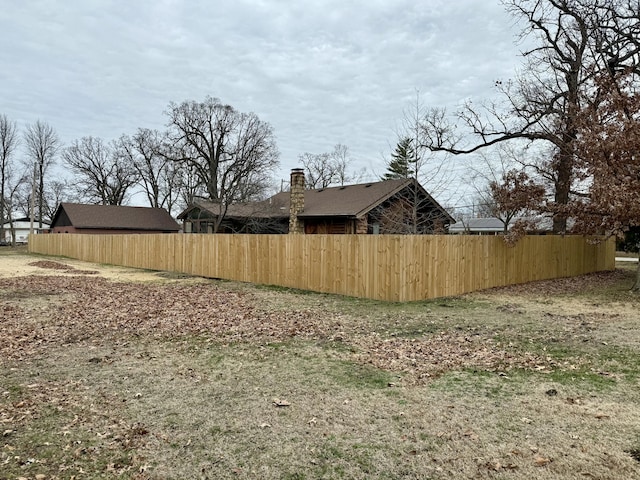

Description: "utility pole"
29 163 37 238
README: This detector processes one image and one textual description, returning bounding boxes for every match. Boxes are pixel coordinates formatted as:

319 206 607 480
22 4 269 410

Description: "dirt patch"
0 251 207 283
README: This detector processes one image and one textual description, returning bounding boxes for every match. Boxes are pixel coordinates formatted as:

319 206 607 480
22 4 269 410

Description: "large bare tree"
118 128 183 214
63 136 138 205
166 96 279 232
422 0 640 233
24 120 60 227
0 114 20 242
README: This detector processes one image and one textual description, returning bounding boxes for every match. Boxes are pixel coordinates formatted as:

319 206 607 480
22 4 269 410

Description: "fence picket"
28 234 615 302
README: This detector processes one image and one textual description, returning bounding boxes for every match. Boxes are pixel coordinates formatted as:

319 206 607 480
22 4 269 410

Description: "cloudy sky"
1 0 525 208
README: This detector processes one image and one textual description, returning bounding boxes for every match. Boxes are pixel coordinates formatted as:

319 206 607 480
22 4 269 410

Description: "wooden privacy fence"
29 234 615 302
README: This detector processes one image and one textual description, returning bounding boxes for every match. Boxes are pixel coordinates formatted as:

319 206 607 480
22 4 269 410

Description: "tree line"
0 97 281 239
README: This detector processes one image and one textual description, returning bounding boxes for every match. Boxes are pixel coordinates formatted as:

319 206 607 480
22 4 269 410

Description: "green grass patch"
546 368 617 391
326 360 393 389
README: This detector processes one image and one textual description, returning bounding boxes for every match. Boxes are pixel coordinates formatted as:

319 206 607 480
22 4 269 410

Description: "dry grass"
1 248 640 479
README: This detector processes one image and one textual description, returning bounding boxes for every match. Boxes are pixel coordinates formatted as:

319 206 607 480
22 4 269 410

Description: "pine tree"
383 137 415 180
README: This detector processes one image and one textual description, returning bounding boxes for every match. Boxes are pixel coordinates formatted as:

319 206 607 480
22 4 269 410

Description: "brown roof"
181 178 454 224
52 203 180 231
178 198 289 220
274 178 414 217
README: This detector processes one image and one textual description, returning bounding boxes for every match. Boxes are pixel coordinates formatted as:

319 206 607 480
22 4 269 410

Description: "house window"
372 223 380 235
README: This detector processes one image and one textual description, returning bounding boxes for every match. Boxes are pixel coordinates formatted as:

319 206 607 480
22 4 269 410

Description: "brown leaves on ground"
28 260 99 275
0 272 562 385
1 378 149 477
353 333 561 385
487 269 630 297
0 275 324 361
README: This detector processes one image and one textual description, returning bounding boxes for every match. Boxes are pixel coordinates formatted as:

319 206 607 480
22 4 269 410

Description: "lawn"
1 247 639 479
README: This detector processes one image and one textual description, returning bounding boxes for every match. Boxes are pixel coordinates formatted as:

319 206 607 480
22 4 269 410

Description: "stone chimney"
289 168 305 234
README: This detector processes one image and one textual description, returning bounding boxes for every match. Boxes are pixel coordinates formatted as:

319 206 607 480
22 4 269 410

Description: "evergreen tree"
383 137 415 180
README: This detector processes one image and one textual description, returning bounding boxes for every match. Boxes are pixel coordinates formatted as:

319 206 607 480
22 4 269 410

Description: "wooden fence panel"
28 234 615 302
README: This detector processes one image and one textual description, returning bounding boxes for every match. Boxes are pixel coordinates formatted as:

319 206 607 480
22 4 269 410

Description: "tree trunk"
0 182 5 243
632 261 640 292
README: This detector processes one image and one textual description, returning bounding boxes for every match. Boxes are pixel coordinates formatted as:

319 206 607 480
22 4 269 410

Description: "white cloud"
0 0 525 205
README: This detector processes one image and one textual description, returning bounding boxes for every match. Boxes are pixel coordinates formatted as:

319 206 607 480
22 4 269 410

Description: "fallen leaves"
0 275 322 362
0 271 589 386
28 260 98 275
351 333 558 385
0 376 150 478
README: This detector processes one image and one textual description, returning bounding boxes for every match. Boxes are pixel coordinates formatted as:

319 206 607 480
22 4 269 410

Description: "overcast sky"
1 0 525 208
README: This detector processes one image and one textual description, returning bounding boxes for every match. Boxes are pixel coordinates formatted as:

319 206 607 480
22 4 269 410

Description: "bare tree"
369 184 451 234
421 0 640 234
176 159 207 212
166 96 279 232
63 136 138 205
0 114 19 242
377 93 454 234
118 128 184 214
24 120 60 227
402 92 455 200
43 179 73 220
299 144 359 189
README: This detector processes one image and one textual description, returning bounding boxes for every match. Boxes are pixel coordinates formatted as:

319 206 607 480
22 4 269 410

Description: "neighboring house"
449 217 507 235
1 217 50 244
179 198 290 234
449 216 553 235
178 168 455 234
49 203 180 234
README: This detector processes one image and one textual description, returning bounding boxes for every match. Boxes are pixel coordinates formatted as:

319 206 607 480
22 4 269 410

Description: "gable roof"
51 203 180 231
272 178 412 218
181 178 455 224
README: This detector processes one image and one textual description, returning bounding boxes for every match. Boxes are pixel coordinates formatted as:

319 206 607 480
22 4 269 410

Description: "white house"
449 216 554 235
1 217 50 244
449 217 507 235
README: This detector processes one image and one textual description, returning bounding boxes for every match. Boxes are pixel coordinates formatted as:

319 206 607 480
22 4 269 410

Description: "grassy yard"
1 247 639 479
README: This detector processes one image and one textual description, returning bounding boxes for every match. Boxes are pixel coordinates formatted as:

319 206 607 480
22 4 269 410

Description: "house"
449 216 553 235
49 203 180 234
178 168 455 234
1 217 50 244
448 217 508 235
